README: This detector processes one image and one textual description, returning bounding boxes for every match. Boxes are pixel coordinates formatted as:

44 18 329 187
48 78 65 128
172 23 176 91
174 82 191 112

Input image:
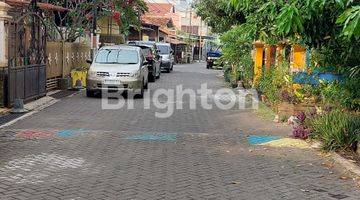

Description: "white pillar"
0 2 11 67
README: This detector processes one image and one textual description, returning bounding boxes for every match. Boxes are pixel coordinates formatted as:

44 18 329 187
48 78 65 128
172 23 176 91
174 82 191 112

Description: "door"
7 9 47 106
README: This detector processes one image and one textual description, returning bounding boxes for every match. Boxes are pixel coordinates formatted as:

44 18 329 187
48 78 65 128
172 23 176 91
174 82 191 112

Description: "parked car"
128 42 161 82
156 43 174 73
86 45 149 98
206 48 222 69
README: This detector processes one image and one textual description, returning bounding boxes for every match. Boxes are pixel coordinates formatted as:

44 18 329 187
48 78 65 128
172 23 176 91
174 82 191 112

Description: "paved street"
0 63 359 199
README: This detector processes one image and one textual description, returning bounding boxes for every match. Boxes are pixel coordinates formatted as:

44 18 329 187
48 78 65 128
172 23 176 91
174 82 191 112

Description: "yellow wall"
292 44 306 71
253 42 264 84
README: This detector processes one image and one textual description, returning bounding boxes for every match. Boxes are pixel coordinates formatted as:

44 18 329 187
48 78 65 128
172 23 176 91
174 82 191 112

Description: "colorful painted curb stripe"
16 130 54 139
16 129 86 139
259 138 310 149
247 135 310 149
57 129 85 138
125 133 177 142
247 135 281 145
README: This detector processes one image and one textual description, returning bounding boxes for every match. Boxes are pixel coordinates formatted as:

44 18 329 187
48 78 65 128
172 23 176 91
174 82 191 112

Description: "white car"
86 45 149 98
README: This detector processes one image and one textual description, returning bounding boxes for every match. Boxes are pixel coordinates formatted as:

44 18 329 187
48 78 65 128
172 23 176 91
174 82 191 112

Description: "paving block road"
0 63 359 199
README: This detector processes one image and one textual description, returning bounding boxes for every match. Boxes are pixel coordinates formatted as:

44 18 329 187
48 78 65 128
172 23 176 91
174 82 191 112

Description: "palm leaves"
276 3 304 36
337 6 360 39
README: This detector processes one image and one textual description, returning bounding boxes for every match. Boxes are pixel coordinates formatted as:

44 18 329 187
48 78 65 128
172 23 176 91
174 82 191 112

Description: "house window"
181 26 199 35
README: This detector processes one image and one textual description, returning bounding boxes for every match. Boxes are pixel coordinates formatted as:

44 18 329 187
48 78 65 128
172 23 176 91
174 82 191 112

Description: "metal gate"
7 3 47 106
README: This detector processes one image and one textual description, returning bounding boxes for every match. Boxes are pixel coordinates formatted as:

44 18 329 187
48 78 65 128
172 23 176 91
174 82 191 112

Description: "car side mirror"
86 59 92 64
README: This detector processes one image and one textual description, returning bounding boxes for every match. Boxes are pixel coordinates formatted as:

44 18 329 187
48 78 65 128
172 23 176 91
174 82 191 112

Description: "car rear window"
157 45 170 54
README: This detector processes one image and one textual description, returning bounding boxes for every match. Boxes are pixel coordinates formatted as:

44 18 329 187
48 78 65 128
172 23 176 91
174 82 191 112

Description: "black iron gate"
7 2 47 107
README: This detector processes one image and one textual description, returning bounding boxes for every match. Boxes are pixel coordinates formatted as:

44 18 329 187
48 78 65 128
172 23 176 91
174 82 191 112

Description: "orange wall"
253 45 264 84
292 44 306 71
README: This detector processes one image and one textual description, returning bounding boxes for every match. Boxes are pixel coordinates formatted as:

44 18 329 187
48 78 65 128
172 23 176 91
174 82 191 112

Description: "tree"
45 0 147 42
194 0 245 33
226 0 360 70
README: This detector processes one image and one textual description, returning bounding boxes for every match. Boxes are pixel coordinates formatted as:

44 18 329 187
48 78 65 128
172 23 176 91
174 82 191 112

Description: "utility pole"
199 19 202 61
91 0 98 59
189 8 192 62
138 10 142 41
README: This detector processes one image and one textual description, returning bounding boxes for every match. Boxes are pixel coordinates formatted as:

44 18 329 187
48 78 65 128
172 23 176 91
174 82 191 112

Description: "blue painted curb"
247 135 282 145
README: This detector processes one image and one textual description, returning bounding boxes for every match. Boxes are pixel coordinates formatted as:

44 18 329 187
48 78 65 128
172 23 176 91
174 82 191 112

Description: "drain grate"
0 113 25 126
49 90 78 99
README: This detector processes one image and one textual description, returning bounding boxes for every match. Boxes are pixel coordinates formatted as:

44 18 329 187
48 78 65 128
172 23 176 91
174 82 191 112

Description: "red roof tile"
145 2 173 16
141 15 173 27
5 0 68 12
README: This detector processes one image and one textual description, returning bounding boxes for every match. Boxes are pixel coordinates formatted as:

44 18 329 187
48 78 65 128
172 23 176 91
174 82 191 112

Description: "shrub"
256 62 294 106
319 77 360 111
310 110 360 151
292 111 311 139
293 125 311 139
220 25 254 88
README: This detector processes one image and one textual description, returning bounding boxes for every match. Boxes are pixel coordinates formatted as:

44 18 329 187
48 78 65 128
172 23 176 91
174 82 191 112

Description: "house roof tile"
5 0 68 12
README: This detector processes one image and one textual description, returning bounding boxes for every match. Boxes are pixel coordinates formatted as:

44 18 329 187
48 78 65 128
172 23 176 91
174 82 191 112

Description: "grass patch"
255 101 277 121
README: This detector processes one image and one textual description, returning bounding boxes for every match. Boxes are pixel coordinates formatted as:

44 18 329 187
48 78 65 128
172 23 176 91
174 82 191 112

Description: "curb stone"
331 153 360 178
310 140 360 178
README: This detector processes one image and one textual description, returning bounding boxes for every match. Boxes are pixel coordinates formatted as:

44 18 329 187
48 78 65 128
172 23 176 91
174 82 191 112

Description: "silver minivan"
156 43 174 73
86 45 149 98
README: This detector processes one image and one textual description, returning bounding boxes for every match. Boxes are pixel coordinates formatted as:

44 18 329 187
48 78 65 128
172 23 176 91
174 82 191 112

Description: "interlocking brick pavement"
0 63 359 199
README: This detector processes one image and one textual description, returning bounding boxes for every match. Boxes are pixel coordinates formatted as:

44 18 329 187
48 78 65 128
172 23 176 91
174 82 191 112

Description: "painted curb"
310 140 360 178
331 153 360 177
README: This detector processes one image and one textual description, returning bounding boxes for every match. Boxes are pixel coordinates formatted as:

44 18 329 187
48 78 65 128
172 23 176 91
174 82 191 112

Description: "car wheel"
170 64 173 71
86 89 95 97
138 81 144 98
166 67 171 73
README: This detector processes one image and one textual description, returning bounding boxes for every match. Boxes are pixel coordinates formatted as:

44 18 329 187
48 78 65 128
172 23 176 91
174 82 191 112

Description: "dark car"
206 48 222 69
156 43 174 73
128 41 161 82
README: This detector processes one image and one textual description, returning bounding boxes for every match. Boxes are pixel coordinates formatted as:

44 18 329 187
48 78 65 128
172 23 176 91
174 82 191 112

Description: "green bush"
223 65 232 83
311 110 360 151
256 62 293 105
220 25 255 88
314 76 360 111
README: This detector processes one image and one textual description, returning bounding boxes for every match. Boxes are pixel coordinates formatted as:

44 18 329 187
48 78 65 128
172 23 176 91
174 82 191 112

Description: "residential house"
128 1 177 42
